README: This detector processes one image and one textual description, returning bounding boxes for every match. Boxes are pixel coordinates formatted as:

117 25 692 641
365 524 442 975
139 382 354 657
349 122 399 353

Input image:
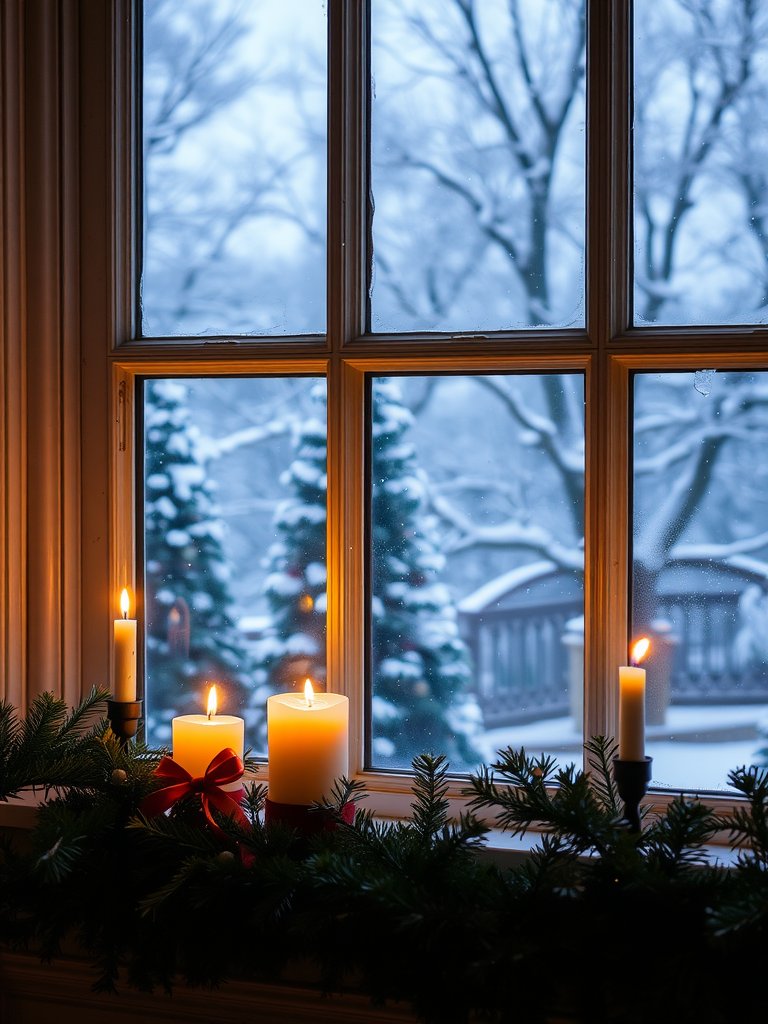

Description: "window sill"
0 788 742 869
0 951 426 1024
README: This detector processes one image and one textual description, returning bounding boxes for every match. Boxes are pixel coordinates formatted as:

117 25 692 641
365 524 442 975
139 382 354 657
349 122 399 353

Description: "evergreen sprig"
464 746 623 856
0 687 111 800
3 697 768 1023
716 765 768 866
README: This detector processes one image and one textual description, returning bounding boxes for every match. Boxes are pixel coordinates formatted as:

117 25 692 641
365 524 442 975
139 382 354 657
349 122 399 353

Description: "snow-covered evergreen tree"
257 378 482 770
144 380 253 740
370 379 482 771
257 384 328 693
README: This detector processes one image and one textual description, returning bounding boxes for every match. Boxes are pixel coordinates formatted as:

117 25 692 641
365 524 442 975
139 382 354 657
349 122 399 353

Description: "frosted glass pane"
143 377 327 752
632 371 768 791
634 0 768 325
141 0 326 337
369 374 585 773
370 0 586 333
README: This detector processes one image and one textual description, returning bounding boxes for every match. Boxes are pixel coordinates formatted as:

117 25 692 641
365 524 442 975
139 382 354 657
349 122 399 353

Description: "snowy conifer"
258 378 482 770
257 383 328 692
370 379 482 771
144 379 253 741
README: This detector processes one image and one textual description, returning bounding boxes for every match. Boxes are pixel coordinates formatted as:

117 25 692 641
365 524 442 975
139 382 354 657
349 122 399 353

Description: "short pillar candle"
172 686 244 789
267 682 349 806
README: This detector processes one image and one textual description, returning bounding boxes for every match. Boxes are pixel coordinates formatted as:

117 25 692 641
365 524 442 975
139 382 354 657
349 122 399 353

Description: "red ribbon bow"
140 747 249 840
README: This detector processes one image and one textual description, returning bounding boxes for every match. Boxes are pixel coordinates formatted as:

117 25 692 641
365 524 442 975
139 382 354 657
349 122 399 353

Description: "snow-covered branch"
671 530 768 564
200 419 293 460
634 424 768 476
430 491 583 569
471 376 556 437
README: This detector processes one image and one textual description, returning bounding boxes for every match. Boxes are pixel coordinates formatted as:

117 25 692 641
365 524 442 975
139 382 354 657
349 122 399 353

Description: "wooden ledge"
0 952 420 1024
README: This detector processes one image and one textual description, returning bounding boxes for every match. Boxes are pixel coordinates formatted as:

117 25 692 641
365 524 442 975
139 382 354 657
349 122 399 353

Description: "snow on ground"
477 704 768 795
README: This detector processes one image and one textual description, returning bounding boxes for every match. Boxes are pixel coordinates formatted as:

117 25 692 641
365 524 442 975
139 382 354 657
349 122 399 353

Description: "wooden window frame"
3 0 768 821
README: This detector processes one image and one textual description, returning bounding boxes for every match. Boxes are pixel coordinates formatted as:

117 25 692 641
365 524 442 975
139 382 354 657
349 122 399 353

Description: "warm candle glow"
113 589 137 702
631 637 650 666
267 689 349 805
207 685 218 720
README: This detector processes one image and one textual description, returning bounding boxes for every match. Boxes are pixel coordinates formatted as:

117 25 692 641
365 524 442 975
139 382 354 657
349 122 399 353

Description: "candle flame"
207 685 218 719
120 588 130 618
631 637 651 666
304 678 314 708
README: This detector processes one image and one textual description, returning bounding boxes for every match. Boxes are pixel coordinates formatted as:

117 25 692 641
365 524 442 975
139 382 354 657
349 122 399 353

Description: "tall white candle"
618 638 650 761
267 681 349 805
172 685 245 785
113 588 137 702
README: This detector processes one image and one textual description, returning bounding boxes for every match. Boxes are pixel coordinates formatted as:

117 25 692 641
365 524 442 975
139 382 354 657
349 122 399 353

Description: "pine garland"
2 692 768 1023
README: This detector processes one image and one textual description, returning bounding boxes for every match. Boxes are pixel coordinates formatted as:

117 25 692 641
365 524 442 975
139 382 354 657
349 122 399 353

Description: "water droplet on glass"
694 369 715 397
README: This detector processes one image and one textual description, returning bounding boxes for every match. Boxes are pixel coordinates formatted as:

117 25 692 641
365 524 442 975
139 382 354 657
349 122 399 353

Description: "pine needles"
3 696 768 1023
0 687 111 800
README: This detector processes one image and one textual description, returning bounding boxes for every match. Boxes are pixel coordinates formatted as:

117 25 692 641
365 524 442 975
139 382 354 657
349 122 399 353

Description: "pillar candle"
113 588 137 702
267 682 349 805
618 666 645 761
172 686 244 787
618 638 650 761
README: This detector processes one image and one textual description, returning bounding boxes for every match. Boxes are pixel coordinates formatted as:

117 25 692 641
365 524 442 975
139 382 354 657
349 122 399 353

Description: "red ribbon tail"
140 780 194 819
201 789 250 840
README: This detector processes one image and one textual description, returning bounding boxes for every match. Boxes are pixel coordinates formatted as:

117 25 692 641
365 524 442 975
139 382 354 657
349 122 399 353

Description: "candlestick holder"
107 699 143 745
264 797 355 837
612 756 652 832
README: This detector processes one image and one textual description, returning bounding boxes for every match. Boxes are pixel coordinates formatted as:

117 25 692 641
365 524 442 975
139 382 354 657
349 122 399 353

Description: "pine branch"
464 748 560 838
0 689 110 800
127 811 222 856
60 687 112 738
513 833 582 894
642 796 718 875
410 753 450 842
465 747 622 856
241 781 268 820
243 752 263 776
584 735 620 815
311 776 369 828
715 766 768 866
138 855 209 914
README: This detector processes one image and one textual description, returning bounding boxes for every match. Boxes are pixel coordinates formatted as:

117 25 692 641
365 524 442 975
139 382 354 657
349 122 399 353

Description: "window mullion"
582 0 633 753
326 1 369 771
327 0 369 350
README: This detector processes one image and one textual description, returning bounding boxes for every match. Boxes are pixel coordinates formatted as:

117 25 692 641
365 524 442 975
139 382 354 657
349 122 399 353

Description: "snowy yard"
477 704 768 794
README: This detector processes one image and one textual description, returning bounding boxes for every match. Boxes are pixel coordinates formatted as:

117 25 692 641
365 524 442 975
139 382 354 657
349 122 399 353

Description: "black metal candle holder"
612 756 653 832
107 699 143 745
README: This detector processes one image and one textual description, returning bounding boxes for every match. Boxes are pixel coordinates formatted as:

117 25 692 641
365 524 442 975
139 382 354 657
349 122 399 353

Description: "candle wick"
208 710 213 721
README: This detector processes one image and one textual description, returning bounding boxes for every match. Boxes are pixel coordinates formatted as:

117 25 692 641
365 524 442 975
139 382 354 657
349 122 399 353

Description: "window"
129 0 768 800
368 373 585 773
142 376 328 750
4 0 768 815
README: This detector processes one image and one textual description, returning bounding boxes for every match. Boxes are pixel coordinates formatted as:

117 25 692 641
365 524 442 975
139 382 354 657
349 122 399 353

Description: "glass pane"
143 377 327 753
634 0 768 326
369 374 585 773
141 0 326 337
370 0 586 334
632 371 768 791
